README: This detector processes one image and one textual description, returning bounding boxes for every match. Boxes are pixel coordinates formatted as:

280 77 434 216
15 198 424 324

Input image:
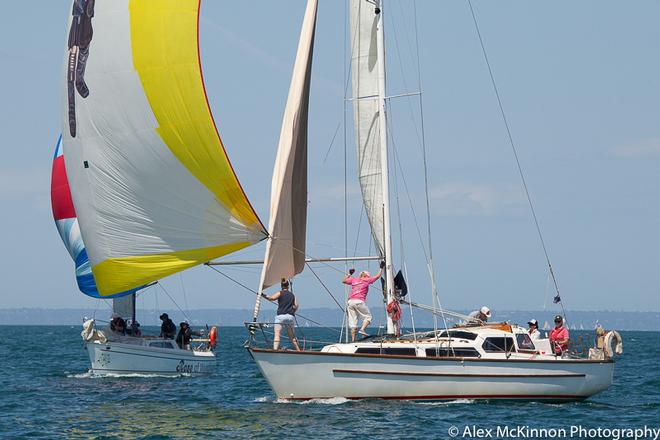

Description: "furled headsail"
51 135 138 298
258 0 317 294
349 0 386 255
61 0 266 297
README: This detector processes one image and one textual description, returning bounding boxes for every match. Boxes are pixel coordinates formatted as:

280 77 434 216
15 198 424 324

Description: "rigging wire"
389 1 425 152
92 298 101 320
352 207 365 258
411 0 452 348
390 121 416 338
158 282 192 323
207 264 341 333
179 272 190 316
322 122 343 164
466 0 567 320
305 263 346 313
154 283 159 320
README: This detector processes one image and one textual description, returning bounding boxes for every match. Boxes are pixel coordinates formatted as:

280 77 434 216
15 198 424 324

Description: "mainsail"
258 0 317 292
61 0 266 297
350 0 386 254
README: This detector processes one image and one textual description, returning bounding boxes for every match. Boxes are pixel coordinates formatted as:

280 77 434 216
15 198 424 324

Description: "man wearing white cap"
468 306 491 323
527 319 541 340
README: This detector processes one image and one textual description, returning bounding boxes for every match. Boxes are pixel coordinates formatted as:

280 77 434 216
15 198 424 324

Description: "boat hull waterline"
86 341 216 377
249 348 613 401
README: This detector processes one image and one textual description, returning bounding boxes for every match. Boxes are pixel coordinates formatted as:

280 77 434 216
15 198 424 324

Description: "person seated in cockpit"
126 320 141 337
176 321 202 350
109 314 126 335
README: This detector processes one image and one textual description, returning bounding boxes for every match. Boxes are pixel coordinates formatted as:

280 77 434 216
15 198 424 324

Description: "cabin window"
149 341 174 349
482 337 516 353
355 347 417 356
438 330 478 341
425 347 480 358
516 334 535 350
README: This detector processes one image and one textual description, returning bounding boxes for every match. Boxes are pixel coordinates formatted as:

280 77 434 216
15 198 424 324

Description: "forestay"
60 0 266 297
349 0 385 254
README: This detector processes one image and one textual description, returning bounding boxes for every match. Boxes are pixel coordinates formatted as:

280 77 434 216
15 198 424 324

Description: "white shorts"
274 314 295 330
347 299 372 329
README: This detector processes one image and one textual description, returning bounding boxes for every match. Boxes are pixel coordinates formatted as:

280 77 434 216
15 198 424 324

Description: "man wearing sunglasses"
549 315 570 355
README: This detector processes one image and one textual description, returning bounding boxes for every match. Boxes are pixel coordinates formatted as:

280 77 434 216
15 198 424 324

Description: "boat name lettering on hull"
176 360 199 374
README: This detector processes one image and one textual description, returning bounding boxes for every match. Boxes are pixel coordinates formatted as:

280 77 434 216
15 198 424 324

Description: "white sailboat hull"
85 340 216 376
249 349 613 401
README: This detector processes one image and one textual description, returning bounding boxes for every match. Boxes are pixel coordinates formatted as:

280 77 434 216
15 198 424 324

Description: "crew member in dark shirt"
159 313 176 339
176 321 202 349
262 279 301 351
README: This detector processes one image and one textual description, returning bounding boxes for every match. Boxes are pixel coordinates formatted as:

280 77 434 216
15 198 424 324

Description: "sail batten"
257 0 317 294
60 0 265 296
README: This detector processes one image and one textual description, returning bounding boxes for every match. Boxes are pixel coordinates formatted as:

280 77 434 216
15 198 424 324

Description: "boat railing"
244 322 337 352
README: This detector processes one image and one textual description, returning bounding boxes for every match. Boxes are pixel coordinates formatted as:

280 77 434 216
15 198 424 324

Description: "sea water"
0 326 658 439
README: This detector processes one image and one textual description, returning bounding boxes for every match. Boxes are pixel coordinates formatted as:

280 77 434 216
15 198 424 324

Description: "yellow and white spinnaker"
61 0 266 296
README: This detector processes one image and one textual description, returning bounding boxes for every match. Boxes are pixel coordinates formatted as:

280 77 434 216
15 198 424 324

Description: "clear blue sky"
1 1 658 316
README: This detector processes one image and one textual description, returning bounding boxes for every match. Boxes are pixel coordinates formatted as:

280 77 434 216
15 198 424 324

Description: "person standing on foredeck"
343 261 385 341
262 279 301 351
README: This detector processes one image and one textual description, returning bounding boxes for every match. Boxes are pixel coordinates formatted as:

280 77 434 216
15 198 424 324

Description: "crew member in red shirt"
549 314 570 355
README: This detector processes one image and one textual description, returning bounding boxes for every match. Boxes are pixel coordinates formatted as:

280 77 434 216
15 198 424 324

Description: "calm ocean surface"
0 326 658 439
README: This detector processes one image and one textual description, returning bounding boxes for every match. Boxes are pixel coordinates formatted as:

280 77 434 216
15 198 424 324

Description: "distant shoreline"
1 307 658 330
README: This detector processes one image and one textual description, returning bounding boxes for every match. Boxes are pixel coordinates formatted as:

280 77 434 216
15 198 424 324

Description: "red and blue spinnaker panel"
51 135 137 298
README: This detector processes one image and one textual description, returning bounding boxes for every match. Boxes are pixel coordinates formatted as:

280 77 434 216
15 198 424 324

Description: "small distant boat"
53 0 267 376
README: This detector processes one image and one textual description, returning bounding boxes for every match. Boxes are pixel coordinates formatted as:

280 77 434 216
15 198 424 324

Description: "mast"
374 0 395 335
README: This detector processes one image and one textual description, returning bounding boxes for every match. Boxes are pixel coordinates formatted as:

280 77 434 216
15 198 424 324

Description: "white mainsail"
255 0 317 307
350 0 386 254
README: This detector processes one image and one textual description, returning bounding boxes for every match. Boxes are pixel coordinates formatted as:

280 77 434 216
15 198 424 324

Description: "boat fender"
209 326 218 348
603 330 623 358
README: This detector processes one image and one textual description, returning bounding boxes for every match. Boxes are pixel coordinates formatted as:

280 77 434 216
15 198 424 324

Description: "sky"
0 1 659 318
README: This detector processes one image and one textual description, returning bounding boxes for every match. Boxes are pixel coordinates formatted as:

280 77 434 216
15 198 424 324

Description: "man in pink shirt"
343 261 385 341
549 314 570 355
